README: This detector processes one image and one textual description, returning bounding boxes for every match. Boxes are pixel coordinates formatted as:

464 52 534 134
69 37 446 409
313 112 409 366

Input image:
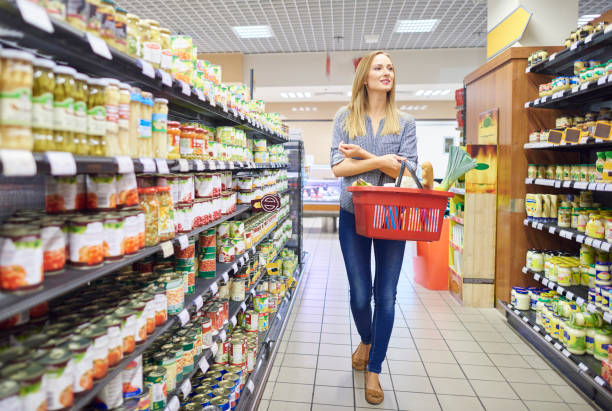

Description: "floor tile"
446 340 484 353
479 398 528 411
470 380 518 399
392 327 414 338
317 355 353 371
535 369 567 386
262 382 274 399
391 374 434 393
354 388 399 409
510 382 563 402
312 405 354 411
268 366 280 382
313 385 354 407
568 405 598 411
470 331 507 343
440 329 475 341
386 347 421 361
409 328 443 339
277 367 316 384
323 315 350 324
296 313 324 323
425 362 465 378
321 333 352 345
415 338 449 351
293 322 323 333
257 399 269 411
523 401 573 411
282 353 317 369
405 318 438 329
453 351 494 366
460 365 505 381
387 359 427 376
498 367 542 383
488 354 529 368
323 323 351 334
430 377 475 396
436 394 484 411
267 401 312 411
551 385 589 404
318 343 351 357
290 331 321 343
271 382 315 403
315 369 354 387
511 342 538 356
395 391 441 410
522 355 553 370
435 321 467 331
479 342 520 355
418 349 457 364
389 336 416 349
285 341 320 355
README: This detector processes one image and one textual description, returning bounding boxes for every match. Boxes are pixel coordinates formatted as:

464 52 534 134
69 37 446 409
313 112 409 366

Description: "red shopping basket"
347 163 453 241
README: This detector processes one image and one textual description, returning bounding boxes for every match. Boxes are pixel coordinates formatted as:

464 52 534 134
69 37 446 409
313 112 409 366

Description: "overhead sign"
487 6 532 60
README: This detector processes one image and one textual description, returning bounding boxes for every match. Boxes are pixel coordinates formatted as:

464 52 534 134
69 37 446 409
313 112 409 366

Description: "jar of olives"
53 65 77 153
32 58 56 152
0 50 34 150
74 73 90 156
87 78 106 156
114 7 128 53
126 13 141 58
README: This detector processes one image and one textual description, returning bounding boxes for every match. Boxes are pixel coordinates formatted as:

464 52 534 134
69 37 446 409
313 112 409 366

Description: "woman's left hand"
339 141 369 159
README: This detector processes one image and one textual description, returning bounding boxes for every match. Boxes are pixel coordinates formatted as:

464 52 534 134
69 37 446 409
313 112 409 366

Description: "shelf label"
544 335 553 342
17 0 54 32
180 81 191 96
223 104 229 113
525 178 533 184
603 242 611 252
562 349 571 357
210 282 218 295
177 158 189 172
196 90 205 101
606 184 612 192
588 182 597 190
534 274 541 281
533 325 541 332
211 343 218 357
178 309 190 326
161 241 174 258
514 309 521 315
199 356 209 373
522 316 529 322
0 149 36 176
571 42 579 50
177 235 189 250
580 82 590 91
596 183 606 191
554 180 561 188
166 396 180 411
232 263 238 272
563 181 571 188
277 311 283 321
576 235 585 243
230 316 237 326
537 223 543 230
598 75 609 86
194 295 204 310
46 151 76 175
194 160 204 171
246 380 255 392
548 227 556 234
180 379 191 397
208 95 216 107
222 272 229 283
559 230 572 239
240 302 247 311
572 85 580 93
115 156 134 173
585 34 594 43
557 286 565 294
140 60 155 78
139 157 156 172
208 160 216 170
245 253 249 262
585 237 594 246
87 32 112 60
566 291 574 300
522 267 528 274
229 162 235 170
587 303 597 313
595 376 606 386
593 240 603 249
576 297 585 306
604 312 612 323
531 221 537 228
574 182 588 189
542 278 549 286
219 330 227 342
534 98 540 105
159 70 173 87
155 158 169 174
239 256 245 265
541 96 548 103
579 362 589 372
251 288 256 296
524 101 530 108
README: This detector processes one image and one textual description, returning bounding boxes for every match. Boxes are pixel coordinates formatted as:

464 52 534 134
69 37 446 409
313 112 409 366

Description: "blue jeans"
338 208 406 374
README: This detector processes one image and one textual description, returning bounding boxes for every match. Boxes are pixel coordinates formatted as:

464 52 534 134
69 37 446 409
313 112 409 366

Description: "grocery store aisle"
257 219 597 411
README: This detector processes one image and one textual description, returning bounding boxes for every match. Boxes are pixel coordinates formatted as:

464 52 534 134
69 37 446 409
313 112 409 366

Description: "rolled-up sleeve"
398 115 418 171
330 108 348 167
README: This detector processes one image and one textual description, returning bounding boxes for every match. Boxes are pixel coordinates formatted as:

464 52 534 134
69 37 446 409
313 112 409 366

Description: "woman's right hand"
377 154 406 171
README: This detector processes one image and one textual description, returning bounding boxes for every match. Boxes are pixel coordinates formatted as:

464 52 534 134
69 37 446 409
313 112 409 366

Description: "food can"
218 245 235 263
115 307 137 355
201 377 220 389
2 362 46 411
229 335 246 366
40 347 74 410
190 394 211 406
165 274 184 315
144 366 167 411
246 341 257 373
153 287 168 326
206 370 223 382
94 372 123 409
195 173 214 198
0 379 20 410
171 345 183 383
182 337 195 375
229 221 244 238
0 227 44 291
254 292 268 313
214 339 229 365
217 222 230 239
121 355 143 399
210 396 230 410
68 216 104 268
99 315 123 367
219 380 237 401
41 217 66 273
79 324 109 380
221 372 240 385
65 336 94 394
230 237 245 256
134 385 151 411
258 312 269 332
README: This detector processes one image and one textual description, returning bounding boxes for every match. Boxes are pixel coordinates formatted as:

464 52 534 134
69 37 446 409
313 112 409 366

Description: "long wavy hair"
344 50 400 139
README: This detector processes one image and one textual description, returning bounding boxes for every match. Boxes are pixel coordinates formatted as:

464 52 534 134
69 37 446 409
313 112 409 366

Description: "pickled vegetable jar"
103 78 120 156
32 58 56 152
157 186 174 241
128 86 141 157
138 91 154 157
118 83 131 156
193 127 205 159
87 77 106 156
167 121 181 159
73 72 90 155
180 125 195 159
160 28 172 71
126 13 141 58
114 7 128 52
152 98 168 159
99 0 116 42
0 50 34 150
138 187 160 246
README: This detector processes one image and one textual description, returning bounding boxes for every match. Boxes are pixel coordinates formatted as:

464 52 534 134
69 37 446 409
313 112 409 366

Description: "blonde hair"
344 51 400 139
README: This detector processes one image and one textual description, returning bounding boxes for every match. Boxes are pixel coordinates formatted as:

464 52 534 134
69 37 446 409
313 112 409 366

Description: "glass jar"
138 187 159 246
152 98 168 159
558 204 571 228
118 83 130 156
138 91 154 157
0 50 34 150
139 21 159 66
180 125 195 159
73 73 90 155
129 86 141 157
160 28 172 71
86 78 106 156
587 214 605 239
86 0 103 35
99 0 116 42
167 121 181 159
193 127 205 160
114 7 128 53
594 328 612 360
32 58 56 152
126 13 141 58
103 78 120 156
156 186 174 241
67 0 88 31
45 0 66 20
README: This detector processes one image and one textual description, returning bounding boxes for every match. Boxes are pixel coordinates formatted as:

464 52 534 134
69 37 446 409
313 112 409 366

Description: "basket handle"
396 161 423 189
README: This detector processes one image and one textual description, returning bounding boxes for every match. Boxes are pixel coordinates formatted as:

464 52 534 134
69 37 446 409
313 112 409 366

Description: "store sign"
487 6 532 59
251 194 281 213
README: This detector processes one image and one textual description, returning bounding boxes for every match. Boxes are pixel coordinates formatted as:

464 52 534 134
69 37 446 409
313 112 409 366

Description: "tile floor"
256 219 599 411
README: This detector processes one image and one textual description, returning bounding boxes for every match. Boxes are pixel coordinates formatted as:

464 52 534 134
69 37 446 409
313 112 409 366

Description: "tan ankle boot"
351 343 370 371
365 371 384 404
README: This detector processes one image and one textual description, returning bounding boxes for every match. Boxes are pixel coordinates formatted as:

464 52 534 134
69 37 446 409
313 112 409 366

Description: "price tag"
571 42 579 50
588 182 597 190
180 81 191 96
232 263 238 272
222 272 229 283
533 325 541 332
250 288 256 296
208 160 216 170
563 181 571 188
114 156 134 173
593 240 603 249
208 95 216 107
196 89 205 101
230 317 237 326
239 256 245 265
534 98 540 105
229 162 235 170
579 362 589 372
549 227 556 234
140 60 155 78
559 230 571 239
46 151 77 175
240 302 247 311
555 181 561 188
194 295 204 310
17 0 54 32
0 150 36 176
576 235 585 243
199 356 209 373
177 235 189 250
245 253 249 262
580 82 590 91
557 286 565 294
514 309 520 315
178 158 189 172
87 32 112 60
585 237 594 246
534 274 541 281
522 267 528 274
219 330 227 342
277 312 283 321
158 70 172 87
542 278 549 286
247 380 255 392
572 85 580 93
525 178 533 184
537 223 543 230
166 396 180 411
178 309 190 326
531 222 537 228
541 96 548 103
595 376 606 386
585 34 594 43
522 316 529 322
544 335 553 342
525 66 532 73
598 75 609 86
161 241 174 258
524 101 530 108
155 158 169 174
180 379 191 397
194 160 204 171
566 291 574 300
210 282 218 295
596 183 606 191
562 349 571 357
606 184 612 192
587 303 597 313
549 53 557 61
139 157 156 172
576 297 585 306
223 104 229 113
240 113 245 120
211 343 218 357
604 312 612 323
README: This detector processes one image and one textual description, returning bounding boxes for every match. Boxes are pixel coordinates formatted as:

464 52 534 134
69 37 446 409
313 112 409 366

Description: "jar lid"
154 98 168 104
0 49 34 62
74 72 90 82
138 187 157 194
157 186 171 192
0 379 19 398
33 57 56 69
40 347 71 365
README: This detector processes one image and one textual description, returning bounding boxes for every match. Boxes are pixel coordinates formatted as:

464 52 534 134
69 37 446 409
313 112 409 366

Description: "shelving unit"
448 190 464 302
524 177 612 192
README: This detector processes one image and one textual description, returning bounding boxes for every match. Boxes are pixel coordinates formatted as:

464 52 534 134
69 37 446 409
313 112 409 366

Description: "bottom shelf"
500 300 612 409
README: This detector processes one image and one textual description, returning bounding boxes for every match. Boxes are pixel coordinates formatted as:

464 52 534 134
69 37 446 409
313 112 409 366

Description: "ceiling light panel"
394 19 440 33
232 25 274 39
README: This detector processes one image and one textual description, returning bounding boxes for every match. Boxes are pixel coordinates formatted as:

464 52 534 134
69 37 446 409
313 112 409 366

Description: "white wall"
415 120 460 179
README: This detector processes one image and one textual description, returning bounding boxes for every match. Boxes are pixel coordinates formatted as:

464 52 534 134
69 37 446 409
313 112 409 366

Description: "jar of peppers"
138 187 159 246
167 121 181 159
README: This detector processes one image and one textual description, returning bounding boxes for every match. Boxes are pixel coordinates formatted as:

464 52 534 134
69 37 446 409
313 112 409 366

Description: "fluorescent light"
577 14 600 26
440 89 451 95
415 90 424 96
312 107 317 111
407 105 413 110
288 92 296 98
347 91 352 97
394 19 439 33
232 25 274 38
280 92 288 98
305 107 311 111
420 105 427 110
400 105 406 110
304 92 312 98
364 34 379 44
431 90 442 96
423 90 433 96
291 107 297 111
299 107 304 111
296 92 304 98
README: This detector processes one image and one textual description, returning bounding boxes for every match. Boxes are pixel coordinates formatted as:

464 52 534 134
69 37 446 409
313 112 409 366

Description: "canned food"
40 347 74 410
258 312 269 332
217 222 230 239
214 339 229 365
94 372 123 409
68 216 104 268
66 336 94 394
0 379 20 410
86 174 117 210
0 227 43 291
144 366 167 411
2 362 46 411
210 396 230 410
229 335 246 366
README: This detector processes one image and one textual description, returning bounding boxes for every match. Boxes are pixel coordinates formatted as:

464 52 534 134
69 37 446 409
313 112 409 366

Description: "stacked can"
216 222 234 263
175 238 196 294
198 228 216 278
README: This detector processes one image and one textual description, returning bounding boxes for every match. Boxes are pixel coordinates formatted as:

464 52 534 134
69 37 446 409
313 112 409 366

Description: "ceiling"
117 0 612 54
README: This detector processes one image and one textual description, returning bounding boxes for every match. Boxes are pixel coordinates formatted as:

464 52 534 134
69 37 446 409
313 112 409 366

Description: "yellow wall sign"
487 6 532 59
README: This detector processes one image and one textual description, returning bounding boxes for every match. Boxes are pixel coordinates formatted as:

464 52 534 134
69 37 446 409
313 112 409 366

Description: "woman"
330 50 417 405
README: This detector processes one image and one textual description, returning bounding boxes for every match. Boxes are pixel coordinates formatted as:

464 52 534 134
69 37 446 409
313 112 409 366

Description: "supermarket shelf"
524 140 612 151
450 242 463 252
0 205 251 323
449 215 464 225
448 265 462 278
523 218 612 252
521 266 612 325
450 187 465 195
526 28 612 76
0 0 287 143
73 209 288 409
524 75 612 109
236 252 310 411
525 177 612 192
500 300 612 410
